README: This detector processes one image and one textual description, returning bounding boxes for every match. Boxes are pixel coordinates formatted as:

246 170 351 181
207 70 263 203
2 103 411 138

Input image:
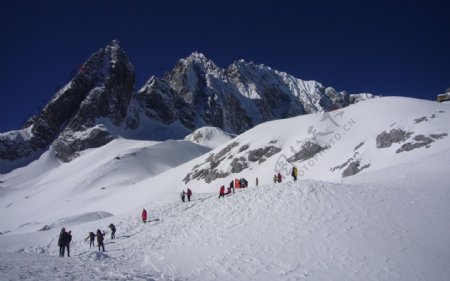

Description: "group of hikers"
180 188 192 202
57 228 72 257
218 177 250 198
58 223 116 256
223 166 298 198
57 166 300 257
273 166 298 183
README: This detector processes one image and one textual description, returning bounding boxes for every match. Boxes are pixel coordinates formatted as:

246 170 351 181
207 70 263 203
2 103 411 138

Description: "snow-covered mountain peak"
178 51 221 73
1 42 377 173
184 126 234 148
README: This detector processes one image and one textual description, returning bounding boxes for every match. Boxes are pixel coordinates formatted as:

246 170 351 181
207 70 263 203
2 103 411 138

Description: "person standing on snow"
187 188 192 202
58 227 68 257
291 166 298 181
181 190 186 202
66 230 72 257
218 185 225 199
256 177 259 187
85 232 96 248
96 229 106 252
229 180 235 193
277 173 282 183
108 223 116 239
141 209 147 223
273 174 277 183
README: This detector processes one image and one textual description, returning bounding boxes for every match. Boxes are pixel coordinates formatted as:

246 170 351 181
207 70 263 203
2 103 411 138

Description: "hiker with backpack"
85 231 96 248
108 223 116 239
277 173 282 183
229 180 235 193
291 166 298 181
96 229 106 252
218 185 225 199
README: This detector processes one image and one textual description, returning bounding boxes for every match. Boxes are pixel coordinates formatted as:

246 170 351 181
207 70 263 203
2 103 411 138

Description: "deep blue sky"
1 0 449 132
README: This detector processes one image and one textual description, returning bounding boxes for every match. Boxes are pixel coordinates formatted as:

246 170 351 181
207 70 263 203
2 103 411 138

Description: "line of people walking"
58 223 116 256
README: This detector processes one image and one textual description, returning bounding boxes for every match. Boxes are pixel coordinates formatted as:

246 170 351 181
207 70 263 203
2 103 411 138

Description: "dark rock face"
183 140 282 183
52 126 114 162
430 133 448 139
51 40 135 162
396 135 434 153
1 46 375 173
137 77 195 129
248 146 282 163
287 141 326 163
0 40 135 171
376 129 413 148
230 157 248 173
342 161 370 177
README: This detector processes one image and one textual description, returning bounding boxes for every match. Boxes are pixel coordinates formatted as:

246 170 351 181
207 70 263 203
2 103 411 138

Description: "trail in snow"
2 149 449 281
1 97 449 280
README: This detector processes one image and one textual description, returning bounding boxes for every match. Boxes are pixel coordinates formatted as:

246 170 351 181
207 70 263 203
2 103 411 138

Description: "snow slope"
0 97 449 280
0 139 210 231
1 148 449 281
184 126 234 148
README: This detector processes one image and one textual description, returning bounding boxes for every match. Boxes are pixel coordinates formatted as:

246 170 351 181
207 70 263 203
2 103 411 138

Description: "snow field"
1 97 450 280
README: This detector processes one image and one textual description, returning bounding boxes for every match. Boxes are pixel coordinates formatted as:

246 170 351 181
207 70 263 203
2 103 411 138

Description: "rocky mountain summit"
0 41 374 173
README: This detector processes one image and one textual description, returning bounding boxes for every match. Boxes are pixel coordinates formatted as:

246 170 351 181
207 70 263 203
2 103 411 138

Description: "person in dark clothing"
108 224 116 239
218 185 225 199
58 227 67 257
66 231 72 257
186 188 192 202
181 190 186 202
277 173 282 183
96 229 105 252
85 232 96 248
229 180 235 193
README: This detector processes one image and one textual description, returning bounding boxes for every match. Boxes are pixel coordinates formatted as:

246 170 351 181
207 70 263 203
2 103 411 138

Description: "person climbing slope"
141 208 147 223
108 223 116 239
96 229 105 252
58 227 67 257
291 166 298 181
181 190 186 202
85 232 96 248
187 188 192 202
218 185 225 199
66 230 72 257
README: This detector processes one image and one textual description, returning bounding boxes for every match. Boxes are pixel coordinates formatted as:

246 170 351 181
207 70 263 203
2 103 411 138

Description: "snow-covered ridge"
0 97 449 280
184 126 234 148
2 41 375 173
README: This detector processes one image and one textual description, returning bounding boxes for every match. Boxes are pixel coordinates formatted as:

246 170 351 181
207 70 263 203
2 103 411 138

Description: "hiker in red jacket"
218 185 225 199
141 208 147 223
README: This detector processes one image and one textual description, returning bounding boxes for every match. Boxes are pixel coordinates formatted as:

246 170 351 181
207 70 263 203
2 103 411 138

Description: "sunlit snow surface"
1 97 449 281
